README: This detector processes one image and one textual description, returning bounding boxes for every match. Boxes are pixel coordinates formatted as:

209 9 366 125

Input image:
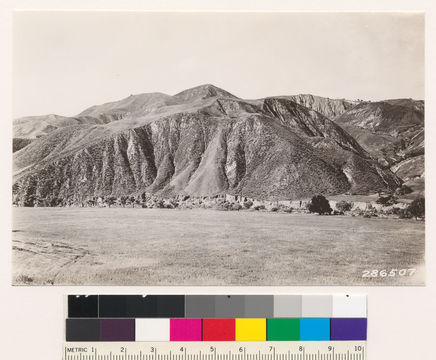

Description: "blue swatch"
300 318 330 340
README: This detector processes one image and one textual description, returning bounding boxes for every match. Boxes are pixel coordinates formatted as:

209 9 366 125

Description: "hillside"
13 85 407 206
334 99 424 192
284 94 359 119
13 113 106 139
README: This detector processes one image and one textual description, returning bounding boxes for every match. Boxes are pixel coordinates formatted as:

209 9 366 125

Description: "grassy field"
12 208 425 285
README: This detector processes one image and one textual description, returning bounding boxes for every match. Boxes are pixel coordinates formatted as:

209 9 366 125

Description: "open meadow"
12 207 425 285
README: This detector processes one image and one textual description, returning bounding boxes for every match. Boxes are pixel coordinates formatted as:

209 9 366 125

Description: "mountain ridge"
13 85 419 205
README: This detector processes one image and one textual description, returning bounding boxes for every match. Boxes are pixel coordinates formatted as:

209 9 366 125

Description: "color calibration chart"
64 295 367 360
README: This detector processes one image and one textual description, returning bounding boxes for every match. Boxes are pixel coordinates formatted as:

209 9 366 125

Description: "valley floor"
12 208 425 285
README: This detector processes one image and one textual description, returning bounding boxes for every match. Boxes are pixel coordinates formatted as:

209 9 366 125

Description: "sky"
13 11 424 118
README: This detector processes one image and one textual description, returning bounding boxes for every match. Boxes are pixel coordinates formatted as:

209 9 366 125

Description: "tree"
308 195 332 215
243 200 253 209
376 195 397 206
408 197 425 219
336 200 352 212
119 195 128 207
106 196 117 207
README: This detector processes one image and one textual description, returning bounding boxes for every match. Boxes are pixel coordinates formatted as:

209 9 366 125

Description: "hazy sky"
13 11 424 118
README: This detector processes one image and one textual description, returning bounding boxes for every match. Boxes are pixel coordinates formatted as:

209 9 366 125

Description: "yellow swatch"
235 318 266 341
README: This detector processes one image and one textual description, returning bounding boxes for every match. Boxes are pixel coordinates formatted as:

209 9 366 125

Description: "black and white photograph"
12 11 425 285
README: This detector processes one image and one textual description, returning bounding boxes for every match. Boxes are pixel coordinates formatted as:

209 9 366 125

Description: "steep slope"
335 99 424 187
262 97 365 155
391 155 424 181
13 138 33 152
336 100 423 135
286 94 425 182
285 94 358 119
12 86 403 206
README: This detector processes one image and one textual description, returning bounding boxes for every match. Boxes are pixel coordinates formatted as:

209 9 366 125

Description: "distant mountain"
334 99 424 192
13 85 407 205
13 114 105 139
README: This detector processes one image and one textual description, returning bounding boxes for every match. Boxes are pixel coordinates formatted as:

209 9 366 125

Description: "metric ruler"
63 341 366 360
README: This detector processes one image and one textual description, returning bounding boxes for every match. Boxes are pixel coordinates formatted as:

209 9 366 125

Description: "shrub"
408 197 425 219
169 200 179 208
223 201 232 210
105 196 117 207
399 208 412 219
15 274 34 285
243 200 253 209
153 200 165 208
214 201 232 211
232 203 242 211
308 195 332 215
270 207 279 212
376 195 397 206
336 200 352 212
395 184 413 195
253 204 265 211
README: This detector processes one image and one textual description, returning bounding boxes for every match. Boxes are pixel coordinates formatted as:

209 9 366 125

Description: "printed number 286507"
362 268 416 278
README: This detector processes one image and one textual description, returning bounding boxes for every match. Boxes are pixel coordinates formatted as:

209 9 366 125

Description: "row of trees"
14 190 425 219
307 194 425 219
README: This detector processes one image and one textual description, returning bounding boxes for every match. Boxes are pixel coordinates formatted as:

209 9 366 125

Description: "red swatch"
202 318 235 341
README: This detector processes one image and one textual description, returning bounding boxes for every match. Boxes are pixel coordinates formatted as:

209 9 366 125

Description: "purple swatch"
170 319 202 341
100 319 135 341
331 318 367 340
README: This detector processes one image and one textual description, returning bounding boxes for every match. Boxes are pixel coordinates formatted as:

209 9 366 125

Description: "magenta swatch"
170 319 202 341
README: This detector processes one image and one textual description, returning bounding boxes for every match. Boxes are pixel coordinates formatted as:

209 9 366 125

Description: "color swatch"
68 295 98 318
331 318 367 341
301 295 332 318
100 319 135 341
68 294 366 319
136 319 170 341
66 319 100 341
66 295 367 342
98 295 185 318
170 319 202 341
267 318 300 341
300 318 330 341
202 319 235 341
273 295 302 318
235 318 266 341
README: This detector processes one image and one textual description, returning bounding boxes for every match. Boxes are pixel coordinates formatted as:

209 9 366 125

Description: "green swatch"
267 318 300 341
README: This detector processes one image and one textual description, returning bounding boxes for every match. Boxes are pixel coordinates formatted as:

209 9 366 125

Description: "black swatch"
98 295 185 318
68 295 98 318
